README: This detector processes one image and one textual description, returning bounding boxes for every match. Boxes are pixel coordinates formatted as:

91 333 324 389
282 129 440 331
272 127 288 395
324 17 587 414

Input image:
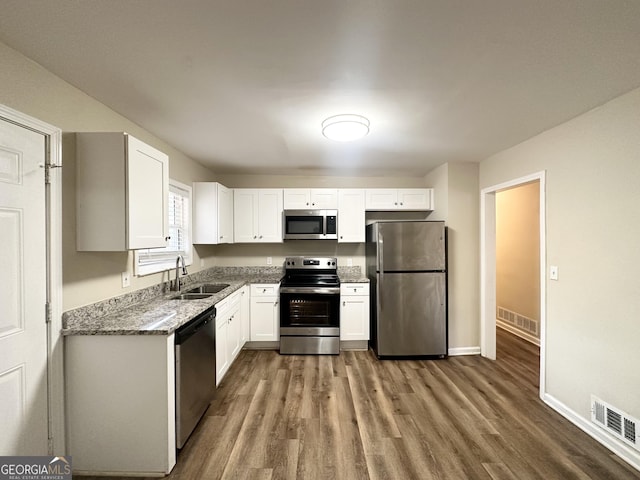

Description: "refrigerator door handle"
378 229 384 308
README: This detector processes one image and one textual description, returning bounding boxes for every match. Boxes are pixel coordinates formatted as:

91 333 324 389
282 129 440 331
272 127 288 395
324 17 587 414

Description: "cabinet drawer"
229 289 242 306
251 284 280 297
340 283 369 296
215 296 229 313
216 290 241 317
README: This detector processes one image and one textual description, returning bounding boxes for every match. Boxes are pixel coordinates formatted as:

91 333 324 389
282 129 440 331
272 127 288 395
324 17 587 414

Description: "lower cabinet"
215 289 242 386
340 283 370 342
250 283 280 342
239 285 250 344
65 334 176 475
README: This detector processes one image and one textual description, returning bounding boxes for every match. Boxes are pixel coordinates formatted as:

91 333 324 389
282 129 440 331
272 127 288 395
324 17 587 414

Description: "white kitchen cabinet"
283 188 338 209
365 188 433 211
193 182 233 244
337 189 366 243
239 285 251 345
250 284 280 341
215 290 242 385
234 189 283 243
340 283 370 341
76 132 169 251
65 334 176 475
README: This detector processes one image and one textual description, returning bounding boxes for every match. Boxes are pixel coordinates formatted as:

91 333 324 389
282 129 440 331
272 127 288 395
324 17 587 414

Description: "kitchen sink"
184 284 230 294
171 293 213 300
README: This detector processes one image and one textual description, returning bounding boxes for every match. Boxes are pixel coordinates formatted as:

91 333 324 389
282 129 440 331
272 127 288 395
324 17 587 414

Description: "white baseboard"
543 393 640 472
497 320 540 346
448 346 481 356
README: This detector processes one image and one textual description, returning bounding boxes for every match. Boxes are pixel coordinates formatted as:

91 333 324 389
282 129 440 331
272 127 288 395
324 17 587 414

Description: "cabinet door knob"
343 301 346 306
354 288 357 292
400 202 404 206
259 235 263 239
274 301 278 306
165 236 171 241
253 235 257 239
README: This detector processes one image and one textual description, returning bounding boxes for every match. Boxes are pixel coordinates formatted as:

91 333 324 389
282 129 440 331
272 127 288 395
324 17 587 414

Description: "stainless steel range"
279 256 340 355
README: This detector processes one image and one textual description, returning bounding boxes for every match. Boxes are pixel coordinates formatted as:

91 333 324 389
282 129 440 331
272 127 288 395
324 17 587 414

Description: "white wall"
0 41 217 310
480 87 640 425
425 162 480 352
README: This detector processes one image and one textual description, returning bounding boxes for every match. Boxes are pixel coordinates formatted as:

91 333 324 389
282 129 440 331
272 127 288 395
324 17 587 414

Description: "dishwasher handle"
175 306 216 345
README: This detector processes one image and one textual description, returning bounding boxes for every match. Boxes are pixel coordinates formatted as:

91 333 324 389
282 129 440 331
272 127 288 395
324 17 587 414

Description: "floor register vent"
591 395 639 452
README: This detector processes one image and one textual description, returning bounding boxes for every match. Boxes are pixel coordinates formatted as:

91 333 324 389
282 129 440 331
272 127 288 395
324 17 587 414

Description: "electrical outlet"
347 258 353 266
549 265 559 281
121 271 131 288
266 256 273 265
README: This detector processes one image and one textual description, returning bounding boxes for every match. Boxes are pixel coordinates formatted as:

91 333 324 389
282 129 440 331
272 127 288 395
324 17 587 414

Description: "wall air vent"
591 395 639 452
496 306 540 343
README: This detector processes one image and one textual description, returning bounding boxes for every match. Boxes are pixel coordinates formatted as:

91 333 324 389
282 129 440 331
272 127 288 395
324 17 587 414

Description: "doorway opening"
496 181 541 393
480 171 546 399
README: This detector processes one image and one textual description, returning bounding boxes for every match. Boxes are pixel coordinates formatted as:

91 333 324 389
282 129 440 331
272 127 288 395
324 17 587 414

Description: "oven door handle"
279 286 340 294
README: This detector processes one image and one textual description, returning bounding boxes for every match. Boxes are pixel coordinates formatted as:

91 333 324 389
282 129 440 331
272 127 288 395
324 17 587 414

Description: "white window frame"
134 180 193 276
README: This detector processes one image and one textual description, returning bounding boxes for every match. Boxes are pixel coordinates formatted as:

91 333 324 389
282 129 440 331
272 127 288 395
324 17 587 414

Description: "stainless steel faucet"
172 255 188 291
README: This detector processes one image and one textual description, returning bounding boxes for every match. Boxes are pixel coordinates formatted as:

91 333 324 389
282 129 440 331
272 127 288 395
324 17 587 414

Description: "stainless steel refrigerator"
366 221 447 357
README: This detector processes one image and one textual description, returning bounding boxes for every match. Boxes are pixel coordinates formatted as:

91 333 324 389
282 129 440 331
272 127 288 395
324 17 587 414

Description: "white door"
126 135 169 249
338 189 365 243
0 118 48 454
340 297 370 340
233 189 257 242
257 189 283 242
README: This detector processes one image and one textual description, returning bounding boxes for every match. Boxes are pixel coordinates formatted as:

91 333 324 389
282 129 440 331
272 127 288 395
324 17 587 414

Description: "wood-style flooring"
78 330 640 479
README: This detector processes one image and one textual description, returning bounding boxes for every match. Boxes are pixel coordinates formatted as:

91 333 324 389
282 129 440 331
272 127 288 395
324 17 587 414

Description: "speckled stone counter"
62 266 284 336
338 266 369 283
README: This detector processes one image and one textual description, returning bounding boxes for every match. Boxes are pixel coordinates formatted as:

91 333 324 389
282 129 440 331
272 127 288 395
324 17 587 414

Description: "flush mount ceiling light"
321 114 370 142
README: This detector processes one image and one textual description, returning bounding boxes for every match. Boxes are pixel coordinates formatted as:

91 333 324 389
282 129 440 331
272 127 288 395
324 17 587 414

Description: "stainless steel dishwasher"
175 305 216 449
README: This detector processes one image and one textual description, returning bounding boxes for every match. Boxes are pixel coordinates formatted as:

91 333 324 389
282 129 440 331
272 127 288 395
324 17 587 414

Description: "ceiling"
2 1 640 177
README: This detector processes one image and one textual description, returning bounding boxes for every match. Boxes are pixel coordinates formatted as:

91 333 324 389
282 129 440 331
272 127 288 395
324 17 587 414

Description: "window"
134 180 192 276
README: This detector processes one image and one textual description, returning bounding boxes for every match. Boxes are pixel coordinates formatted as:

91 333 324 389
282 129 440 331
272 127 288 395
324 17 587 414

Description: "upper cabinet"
234 189 283 243
365 188 433 211
193 182 233 244
76 132 169 251
337 189 366 243
283 188 338 209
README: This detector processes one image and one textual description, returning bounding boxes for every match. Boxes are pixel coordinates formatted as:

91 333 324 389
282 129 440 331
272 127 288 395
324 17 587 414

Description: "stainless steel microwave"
283 209 338 240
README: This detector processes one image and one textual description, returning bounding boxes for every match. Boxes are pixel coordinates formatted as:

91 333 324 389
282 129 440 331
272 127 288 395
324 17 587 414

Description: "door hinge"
45 302 52 324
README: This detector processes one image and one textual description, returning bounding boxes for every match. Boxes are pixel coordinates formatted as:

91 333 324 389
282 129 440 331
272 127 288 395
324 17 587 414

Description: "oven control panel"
285 256 337 269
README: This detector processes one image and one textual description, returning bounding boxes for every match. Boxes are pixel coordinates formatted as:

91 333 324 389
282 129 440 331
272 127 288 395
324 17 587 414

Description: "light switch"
266 256 273 265
549 265 559 281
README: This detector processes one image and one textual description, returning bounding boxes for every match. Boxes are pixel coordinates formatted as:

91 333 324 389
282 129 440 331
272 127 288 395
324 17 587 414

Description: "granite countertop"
62 268 284 337
339 273 369 283
62 265 366 337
